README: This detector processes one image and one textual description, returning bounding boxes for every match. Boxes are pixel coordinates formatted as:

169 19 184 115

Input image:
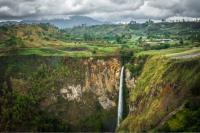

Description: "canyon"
0 54 199 132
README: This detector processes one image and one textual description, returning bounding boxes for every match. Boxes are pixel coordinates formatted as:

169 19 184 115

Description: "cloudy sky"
0 0 200 22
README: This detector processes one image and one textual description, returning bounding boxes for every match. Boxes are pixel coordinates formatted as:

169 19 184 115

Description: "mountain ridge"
0 16 106 29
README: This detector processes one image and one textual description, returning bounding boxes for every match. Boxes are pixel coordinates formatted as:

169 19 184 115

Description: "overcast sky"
0 0 200 22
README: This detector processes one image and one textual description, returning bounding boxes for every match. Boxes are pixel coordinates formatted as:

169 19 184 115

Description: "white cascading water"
117 66 124 127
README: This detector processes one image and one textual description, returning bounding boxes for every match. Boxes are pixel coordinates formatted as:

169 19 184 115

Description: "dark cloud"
147 0 200 18
0 0 199 21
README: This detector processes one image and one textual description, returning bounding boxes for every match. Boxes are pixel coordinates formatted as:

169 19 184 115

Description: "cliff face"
0 56 121 132
118 56 200 132
60 57 120 109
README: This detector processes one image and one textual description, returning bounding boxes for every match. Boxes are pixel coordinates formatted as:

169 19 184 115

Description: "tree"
83 33 93 41
138 37 143 45
129 21 137 25
6 36 24 48
179 38 184 45
116 35 122 43
92 48 98 55
162 19 166 23
119 46 134 64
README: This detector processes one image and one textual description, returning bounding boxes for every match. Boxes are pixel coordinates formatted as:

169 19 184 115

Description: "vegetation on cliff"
0 56 119 132
160 99 200 132
118 54 200 132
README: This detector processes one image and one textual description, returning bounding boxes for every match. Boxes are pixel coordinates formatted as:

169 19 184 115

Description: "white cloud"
0 6 10 12
0 0 199 21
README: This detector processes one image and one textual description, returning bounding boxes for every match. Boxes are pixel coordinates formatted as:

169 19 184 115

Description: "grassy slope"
137 47 200 56
1 23 200 57
118 55 200 132
0 24 120 57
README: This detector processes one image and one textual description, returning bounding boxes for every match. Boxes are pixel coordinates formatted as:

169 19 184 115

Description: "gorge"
0 53 199 132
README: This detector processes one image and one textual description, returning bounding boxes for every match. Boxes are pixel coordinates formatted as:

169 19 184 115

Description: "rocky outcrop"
125 69 136 89
98 95 116 110
58 57 121 110
60 85 82 101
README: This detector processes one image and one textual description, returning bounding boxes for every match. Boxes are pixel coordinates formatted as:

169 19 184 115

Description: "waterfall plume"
117 66 124 127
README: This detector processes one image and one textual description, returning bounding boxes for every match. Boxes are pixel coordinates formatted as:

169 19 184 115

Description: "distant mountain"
0 16 106 29
20 16 105 29
0 21 20 26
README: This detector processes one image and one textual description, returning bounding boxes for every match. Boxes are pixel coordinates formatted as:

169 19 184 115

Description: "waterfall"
117 66 124 127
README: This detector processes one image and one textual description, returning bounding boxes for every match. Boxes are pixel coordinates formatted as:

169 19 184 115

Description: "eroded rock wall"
0 56 123 131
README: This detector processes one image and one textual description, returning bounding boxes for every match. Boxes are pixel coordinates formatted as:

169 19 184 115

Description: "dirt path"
171 52 200 59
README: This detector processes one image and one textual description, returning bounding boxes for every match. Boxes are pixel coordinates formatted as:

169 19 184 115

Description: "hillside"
0 24 120 57
0 24 62 48
65 22 200 43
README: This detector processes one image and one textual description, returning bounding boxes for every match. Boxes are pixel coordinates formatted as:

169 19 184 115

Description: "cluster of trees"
0 64 69 131
143 43 170 50
119 46 134 64
5 36 24 48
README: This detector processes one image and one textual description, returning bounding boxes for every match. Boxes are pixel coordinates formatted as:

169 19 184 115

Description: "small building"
155 39 173 43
